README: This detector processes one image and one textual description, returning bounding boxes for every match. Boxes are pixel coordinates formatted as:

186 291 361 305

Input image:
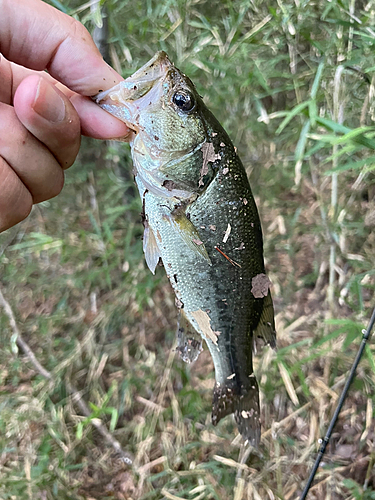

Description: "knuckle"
54 121 81 169
49 170 65 198
62 111 81 144
0 105 27 150
65 16 93 49
0 203 32 232
0 56 12 105
14 198 33 225
0 159 32 232
31 167 64 204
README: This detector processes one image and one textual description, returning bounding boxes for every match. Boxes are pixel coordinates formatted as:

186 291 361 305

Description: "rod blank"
299 307 375 500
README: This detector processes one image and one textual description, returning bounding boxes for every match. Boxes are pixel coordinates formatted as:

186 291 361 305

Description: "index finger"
0 0 122 95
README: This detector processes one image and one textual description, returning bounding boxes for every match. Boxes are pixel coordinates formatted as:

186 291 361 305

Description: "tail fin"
211 375 260 446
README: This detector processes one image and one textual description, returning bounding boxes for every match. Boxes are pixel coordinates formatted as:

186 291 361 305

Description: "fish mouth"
94 51 173 135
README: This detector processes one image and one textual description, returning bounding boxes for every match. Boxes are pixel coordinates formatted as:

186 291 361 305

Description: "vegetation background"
1 0 375 498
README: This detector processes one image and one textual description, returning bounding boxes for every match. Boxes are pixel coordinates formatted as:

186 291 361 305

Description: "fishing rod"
299 306 375 500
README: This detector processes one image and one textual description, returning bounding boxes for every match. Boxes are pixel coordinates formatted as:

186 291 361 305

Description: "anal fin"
176 309 203 364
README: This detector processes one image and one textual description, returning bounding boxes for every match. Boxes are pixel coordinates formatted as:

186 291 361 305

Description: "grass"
1 0 375 498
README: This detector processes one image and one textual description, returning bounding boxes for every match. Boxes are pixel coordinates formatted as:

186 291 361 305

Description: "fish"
95 52 276 446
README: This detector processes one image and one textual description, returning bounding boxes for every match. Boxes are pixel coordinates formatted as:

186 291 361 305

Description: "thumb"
0 0 122 95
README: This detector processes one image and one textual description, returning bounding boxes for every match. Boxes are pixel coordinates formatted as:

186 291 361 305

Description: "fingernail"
32 77 66 123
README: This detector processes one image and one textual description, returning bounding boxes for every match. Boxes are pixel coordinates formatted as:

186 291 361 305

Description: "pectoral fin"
170 211 212 265
176 309 203 364
143 225 161 274
253 292 276 349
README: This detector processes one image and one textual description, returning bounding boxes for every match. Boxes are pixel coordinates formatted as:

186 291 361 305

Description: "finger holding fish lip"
14 75 81 170
7 62 131 143
70 92 132 140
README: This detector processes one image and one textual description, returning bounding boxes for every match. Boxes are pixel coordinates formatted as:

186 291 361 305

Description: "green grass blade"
276 101 310 134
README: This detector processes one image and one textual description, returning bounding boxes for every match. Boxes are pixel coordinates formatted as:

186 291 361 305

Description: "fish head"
95 51 207 160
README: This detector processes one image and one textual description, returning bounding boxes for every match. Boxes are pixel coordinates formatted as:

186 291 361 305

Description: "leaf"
310 62 325 100
110 408 119 431
49 0 68 13
276 101 310 134
307 133 344 143
304 140 327 158
92 3 103 29
323 143 358 164
316 117 375 150
325 156 375 174
308 100 317 128
332 126 375 146
88 402 100 413
278 362 299 405
76 422 83 440
295 120 311 161
9 233 62 252
365 345 375 377
313 328 348 348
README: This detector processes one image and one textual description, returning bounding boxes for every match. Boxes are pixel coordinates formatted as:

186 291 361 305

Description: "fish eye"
172 90 195 112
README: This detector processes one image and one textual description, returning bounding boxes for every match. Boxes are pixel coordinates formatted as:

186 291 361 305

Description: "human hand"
0 0 129 232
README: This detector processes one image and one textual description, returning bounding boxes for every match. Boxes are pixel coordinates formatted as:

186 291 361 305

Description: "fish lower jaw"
124 120 140 135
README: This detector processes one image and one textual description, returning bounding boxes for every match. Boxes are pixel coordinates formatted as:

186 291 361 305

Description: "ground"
1 0 375 499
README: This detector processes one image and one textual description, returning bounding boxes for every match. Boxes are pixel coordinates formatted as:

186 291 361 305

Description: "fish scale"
96 51 276 446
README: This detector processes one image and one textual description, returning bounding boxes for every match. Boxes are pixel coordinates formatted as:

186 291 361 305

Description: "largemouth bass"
95 52 276 446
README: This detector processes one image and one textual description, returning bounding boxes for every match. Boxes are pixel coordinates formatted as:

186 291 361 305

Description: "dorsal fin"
253 292 276 349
